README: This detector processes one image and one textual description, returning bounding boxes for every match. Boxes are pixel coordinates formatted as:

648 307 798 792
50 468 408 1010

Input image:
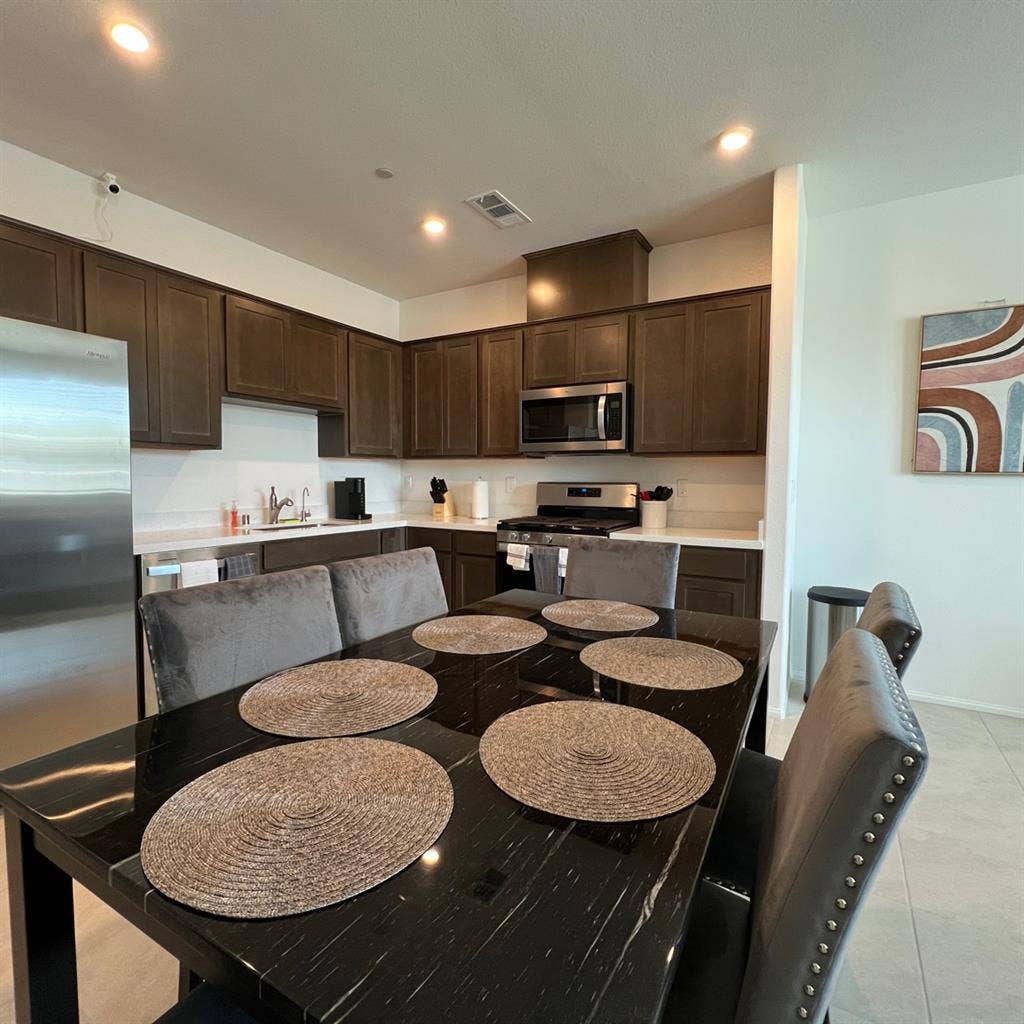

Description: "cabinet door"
454 553 497 609
83 251 160 442
690 293 764 452
405 341 444 457
289 316 345 408
156 274 223 447
437 552 454 607
479 329 523 456
676 576 748 617
0 222 81 329
524 320 575 388
574 313 629 384
348 332 402 457
444 336 478 456
633 303 693 452
225 295 288 401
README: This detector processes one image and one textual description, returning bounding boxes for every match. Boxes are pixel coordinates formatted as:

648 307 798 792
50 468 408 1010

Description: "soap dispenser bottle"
230 500 239 530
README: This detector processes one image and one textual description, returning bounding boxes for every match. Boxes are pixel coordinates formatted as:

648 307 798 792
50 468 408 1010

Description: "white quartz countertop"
612 526 763 550
133 514 501 555
134 515 762 555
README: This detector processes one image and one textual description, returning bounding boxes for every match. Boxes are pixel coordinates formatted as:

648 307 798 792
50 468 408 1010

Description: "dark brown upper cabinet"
289 315 346 409
524 320 575 388
225 295 289 401
405 340 445 457
156 274 223 448
83 251 160 442
478 328 523 457
689 292 766 453
226 295 346 409
574 312 629 384
443 336 478 456
348 332 402 457
632 302 694 453
0 222 82 330
405 336 478 457
523 312 628 389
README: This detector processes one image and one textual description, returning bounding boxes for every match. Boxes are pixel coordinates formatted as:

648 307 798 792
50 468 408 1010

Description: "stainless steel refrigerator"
0 316 138 770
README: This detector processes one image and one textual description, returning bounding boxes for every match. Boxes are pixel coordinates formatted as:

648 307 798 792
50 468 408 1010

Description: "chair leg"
177 964 201 1000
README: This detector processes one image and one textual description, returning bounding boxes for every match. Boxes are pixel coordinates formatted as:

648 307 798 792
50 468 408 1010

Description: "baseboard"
903 688 1024 719
790 670 1023 720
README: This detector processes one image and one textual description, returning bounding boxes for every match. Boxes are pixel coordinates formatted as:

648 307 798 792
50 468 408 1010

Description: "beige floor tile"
830 894 930 1024
980 713 1024 787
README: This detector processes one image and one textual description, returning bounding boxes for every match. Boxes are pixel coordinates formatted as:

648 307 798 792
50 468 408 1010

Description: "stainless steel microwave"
519 382 629 453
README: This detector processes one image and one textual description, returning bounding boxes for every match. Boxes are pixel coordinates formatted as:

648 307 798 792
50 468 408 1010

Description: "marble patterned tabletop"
0 590 775 1024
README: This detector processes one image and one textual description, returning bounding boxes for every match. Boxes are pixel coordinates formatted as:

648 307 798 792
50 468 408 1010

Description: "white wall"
0 141 401 528
794 174 1024 715
398 222 772 341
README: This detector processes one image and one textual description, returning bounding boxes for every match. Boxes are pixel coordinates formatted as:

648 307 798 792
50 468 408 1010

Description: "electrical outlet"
505 475 516 495
675 479 686 503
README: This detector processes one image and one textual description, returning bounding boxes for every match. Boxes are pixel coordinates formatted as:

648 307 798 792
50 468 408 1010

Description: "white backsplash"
131 402 402 531
399 455 765 530
132 405 764 533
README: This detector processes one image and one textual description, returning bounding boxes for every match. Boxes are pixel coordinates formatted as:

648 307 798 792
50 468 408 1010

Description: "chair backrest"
735 628 928 1024
857 581 922 677
328 547 449 646
138 565 343 713
563 537 679 607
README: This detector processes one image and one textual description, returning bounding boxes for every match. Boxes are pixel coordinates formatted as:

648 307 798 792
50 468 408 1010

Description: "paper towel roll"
471 479 489 519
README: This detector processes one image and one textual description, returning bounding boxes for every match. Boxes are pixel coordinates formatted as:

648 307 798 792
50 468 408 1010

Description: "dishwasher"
137 544 261 717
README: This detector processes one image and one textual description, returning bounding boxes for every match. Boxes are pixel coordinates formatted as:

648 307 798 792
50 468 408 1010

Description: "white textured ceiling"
1 0 1021 299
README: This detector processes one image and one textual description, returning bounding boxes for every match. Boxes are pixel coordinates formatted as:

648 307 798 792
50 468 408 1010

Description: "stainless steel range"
496 482 639 552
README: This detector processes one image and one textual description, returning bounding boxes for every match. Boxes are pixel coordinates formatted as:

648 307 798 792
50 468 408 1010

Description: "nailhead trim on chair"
794 632 925 1024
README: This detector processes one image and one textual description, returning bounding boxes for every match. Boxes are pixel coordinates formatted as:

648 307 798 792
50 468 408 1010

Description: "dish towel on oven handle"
506 543 531 571
558 546 568 578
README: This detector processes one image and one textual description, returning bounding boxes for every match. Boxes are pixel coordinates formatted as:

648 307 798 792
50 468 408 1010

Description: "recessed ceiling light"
422 217 446 236
374 167 394 179
718 126 753 152
110 22 149 53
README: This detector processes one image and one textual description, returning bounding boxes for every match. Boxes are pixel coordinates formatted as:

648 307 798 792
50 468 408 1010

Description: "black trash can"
805 586 870 701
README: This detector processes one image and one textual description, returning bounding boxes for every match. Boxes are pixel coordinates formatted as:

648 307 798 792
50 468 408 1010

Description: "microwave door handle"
597 394 607 440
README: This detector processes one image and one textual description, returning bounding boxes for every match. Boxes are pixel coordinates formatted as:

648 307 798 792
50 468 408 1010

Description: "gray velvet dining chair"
138 565 342 713
328 547 449 646
563 536 679 607
666 628 929 1024
857 581 923 677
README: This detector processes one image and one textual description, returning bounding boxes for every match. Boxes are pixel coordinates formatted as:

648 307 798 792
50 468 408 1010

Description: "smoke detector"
464 190 531 229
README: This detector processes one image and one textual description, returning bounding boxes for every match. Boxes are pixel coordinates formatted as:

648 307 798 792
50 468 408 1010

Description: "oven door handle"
597 394 607 440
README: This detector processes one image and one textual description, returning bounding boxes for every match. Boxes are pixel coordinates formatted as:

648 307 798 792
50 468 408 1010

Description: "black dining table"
1 589 775 1024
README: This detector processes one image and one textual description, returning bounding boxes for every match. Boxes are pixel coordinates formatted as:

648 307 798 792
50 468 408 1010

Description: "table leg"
5 814 80 1023
178 964 202 999
744 664 769 754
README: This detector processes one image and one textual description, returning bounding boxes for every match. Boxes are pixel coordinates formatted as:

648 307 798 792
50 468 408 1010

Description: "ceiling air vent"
465 190 531 229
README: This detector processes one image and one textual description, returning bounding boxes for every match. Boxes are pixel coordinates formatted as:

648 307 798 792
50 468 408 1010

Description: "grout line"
978 712 1024 791
897 832 934 1024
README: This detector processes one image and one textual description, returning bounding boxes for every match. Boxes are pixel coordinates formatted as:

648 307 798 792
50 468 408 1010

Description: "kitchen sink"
250 522 322 532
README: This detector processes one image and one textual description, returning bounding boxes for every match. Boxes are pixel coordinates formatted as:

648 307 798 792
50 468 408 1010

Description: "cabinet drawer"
407 527 452 553
454 530 496 557
262 530 380 571
679 546 751 581
676 576 747 618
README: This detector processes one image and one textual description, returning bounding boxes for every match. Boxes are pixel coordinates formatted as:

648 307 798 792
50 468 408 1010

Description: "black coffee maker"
333 478 372 521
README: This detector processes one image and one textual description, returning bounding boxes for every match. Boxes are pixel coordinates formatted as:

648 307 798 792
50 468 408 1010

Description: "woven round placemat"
541 599 659 632
580 637 743 690
479 702 715 822
238 660 437 737
140 738 453 919
412 614 547 655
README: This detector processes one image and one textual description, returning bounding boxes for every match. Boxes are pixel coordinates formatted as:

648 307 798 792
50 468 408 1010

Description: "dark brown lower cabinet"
379 527 406 554
261 530 381 572
675 546 761 618
406 528 497 608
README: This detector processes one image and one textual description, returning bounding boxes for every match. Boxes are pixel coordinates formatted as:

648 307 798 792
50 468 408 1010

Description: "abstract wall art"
915 305 1024 474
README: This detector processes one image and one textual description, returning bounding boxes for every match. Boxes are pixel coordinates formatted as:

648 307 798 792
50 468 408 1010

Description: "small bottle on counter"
229 500 239 531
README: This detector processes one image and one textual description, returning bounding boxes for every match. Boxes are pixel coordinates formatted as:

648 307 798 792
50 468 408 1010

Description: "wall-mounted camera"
100 172 121 196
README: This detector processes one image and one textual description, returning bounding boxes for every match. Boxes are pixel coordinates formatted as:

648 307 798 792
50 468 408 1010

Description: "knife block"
432 494 457 520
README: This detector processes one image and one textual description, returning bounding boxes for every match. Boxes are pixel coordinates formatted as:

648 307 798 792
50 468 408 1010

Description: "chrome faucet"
268 486 294 525
300 487 311 522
